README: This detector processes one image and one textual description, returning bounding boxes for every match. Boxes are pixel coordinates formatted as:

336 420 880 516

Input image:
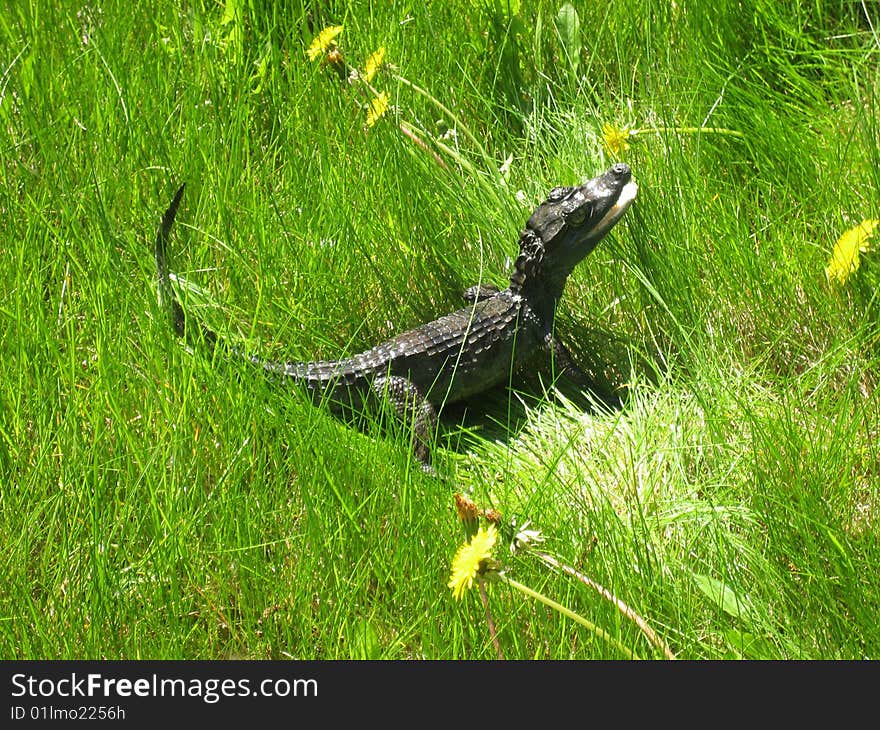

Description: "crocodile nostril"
612 162 631 177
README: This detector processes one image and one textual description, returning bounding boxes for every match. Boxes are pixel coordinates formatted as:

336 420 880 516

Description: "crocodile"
154 162 637 469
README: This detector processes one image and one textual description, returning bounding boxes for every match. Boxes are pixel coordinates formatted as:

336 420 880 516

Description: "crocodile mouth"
593 179 638 238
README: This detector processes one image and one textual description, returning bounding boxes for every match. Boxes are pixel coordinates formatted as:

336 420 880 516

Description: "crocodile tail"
154 184 187 336
154 184 218 351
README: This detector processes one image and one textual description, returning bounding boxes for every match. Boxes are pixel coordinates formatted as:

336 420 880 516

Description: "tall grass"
1 0 878 659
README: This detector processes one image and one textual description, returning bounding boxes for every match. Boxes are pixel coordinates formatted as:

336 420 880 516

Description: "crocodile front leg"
373 375 439 472
545 332 590 386
544 332 623 408
544 333 623 410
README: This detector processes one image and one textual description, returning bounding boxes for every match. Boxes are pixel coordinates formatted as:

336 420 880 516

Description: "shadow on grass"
437 324 643 458
193 318 647 470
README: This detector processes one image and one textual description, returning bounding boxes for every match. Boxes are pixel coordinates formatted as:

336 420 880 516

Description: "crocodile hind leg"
373 375 439 472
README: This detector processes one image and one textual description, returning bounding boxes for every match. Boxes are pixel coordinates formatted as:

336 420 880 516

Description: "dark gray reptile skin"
155 163 638 468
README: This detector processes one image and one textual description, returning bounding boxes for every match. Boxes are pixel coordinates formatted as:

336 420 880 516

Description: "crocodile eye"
565 207 587 225
564 196 592 225
547 186 571 202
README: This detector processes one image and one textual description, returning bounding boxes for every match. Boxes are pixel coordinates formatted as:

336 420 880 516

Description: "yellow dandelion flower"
366 91 390 127
825 219 879 285
601 123 631 156
363 47 386 83
448 524 498 600
306 25 343 61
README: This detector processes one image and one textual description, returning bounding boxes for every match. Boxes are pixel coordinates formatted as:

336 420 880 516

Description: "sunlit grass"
1 0 878 659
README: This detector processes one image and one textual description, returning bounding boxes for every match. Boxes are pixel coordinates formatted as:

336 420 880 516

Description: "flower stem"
391 73 485 152
398 121 448 170
535 552 676 659
632 126 745 139
505 577 640 660
479 581 504 660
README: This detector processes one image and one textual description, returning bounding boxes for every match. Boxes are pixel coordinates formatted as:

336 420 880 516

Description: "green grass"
1 0 878 659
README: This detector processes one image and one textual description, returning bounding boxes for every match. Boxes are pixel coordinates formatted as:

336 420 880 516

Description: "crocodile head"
510 162 637 298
